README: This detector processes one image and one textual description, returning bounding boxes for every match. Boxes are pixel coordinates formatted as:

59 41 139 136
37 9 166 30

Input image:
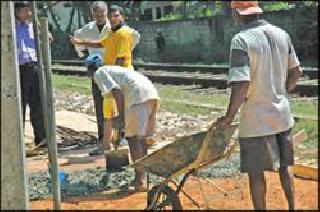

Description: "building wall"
128 8 318 65
140 1 179 20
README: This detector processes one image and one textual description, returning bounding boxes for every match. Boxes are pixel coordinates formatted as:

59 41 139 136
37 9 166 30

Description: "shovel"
105 125 130 171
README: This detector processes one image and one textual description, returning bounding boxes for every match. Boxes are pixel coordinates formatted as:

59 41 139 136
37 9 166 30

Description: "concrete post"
1 1 29 209
39 17 61 210
31 1 49 138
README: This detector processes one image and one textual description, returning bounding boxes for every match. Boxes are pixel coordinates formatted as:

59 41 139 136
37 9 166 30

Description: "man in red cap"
217 1 301 210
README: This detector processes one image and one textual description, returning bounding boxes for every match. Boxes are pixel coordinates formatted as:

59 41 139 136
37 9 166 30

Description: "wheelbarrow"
131 122 238 210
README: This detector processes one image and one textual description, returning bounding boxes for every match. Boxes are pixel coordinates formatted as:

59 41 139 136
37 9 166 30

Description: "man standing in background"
217 1 301 210
155 31 166 62
15 1 46 148
72 2 140 150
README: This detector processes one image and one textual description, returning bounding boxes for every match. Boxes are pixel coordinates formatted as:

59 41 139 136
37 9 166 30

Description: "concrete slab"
24 109 98 144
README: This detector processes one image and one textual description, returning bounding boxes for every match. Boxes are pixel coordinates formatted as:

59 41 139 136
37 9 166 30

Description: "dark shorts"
239 129 294 173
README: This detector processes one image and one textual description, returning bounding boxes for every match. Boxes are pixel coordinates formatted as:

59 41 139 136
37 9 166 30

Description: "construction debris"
66 154 96 164
293 130 308 144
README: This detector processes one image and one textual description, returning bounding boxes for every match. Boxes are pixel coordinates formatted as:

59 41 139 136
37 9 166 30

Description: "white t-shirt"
228 20 301 138
93 66 159 110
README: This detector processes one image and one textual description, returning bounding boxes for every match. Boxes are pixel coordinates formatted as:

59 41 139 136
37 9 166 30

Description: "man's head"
86 54 103 74
108 5 124 29
231 1 263 26
91 1 108 26
15 1 32 22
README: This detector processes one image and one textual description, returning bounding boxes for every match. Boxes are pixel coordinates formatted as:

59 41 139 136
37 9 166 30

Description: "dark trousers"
92 79 104 140
19 63 46 145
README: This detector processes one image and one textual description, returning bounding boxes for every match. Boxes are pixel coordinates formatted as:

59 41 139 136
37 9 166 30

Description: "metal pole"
1 1 29 209
31 1 49 139
39 17 61 210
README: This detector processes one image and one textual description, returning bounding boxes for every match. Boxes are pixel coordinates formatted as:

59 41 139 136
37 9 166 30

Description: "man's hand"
70 36 83 45
111 115 124 128
216 115 233 130
48 32 53 43
286 66 302 93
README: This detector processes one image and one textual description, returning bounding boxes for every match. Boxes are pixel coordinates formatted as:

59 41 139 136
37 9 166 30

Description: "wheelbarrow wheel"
147 185 182 210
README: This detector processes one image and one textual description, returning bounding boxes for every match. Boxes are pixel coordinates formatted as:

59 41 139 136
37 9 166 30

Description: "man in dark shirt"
155 31 166 62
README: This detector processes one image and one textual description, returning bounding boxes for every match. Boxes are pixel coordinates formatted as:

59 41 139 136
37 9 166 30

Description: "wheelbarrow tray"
131 123 237 179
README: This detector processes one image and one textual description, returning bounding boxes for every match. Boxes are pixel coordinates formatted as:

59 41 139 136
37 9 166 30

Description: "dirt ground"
25 109 318 210
30 172 317 210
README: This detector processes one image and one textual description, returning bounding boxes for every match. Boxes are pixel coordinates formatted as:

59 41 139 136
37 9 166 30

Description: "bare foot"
103 143 113 151
146 137 157 146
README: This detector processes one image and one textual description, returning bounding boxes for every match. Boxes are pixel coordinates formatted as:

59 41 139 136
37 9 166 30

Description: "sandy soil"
30 172 317 210
25 109 318 210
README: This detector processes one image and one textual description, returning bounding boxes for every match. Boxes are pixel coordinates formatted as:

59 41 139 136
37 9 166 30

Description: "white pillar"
1 1 29 209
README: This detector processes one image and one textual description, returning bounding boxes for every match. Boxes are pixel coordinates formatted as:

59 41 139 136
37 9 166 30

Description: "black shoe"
34 140 47 150
89 147 104 156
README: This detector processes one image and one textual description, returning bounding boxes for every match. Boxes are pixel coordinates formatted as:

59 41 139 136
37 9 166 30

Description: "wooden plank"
293 164 318 181
66 153 95 164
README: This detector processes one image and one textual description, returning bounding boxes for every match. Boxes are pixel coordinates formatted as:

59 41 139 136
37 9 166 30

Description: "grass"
290 100 318 117
52 75 317 117
52 74 92 95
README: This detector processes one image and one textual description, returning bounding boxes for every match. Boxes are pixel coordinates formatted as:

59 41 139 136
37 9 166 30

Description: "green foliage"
261 1 294 11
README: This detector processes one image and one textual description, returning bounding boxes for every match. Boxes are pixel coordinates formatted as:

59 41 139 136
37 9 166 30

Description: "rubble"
28 153 241 200
26 91 241 200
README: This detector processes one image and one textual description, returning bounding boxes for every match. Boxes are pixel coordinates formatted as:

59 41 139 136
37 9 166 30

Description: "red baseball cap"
231 1 263 16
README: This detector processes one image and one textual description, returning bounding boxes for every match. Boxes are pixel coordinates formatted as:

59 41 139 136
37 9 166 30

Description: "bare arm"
286 66 302 93
70 36 103 48
111 88 125 121
217 81 250 129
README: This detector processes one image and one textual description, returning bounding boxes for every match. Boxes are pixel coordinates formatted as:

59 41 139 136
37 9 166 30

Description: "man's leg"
279 166 295 210
19 67 27 128
128 136 147 189
103 119 113 150
29 66 46 145
92 79 104 140
248 171 266 210
277 130 295 210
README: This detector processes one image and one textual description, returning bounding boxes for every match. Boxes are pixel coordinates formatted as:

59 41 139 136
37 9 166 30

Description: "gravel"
26 91 240 200
28 153 240 200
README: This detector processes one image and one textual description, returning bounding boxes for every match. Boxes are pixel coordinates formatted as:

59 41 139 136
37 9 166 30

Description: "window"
143 8 153 21
156 7 162 19
164 5 173 16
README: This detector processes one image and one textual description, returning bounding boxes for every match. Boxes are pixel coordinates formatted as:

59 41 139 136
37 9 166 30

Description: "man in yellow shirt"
71 5 137 152
71 5 134 68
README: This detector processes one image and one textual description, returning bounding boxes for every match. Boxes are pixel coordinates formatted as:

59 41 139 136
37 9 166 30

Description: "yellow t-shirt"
100 27 133 69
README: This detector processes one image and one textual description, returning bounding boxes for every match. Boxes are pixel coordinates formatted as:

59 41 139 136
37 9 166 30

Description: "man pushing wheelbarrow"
86 54 160 192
